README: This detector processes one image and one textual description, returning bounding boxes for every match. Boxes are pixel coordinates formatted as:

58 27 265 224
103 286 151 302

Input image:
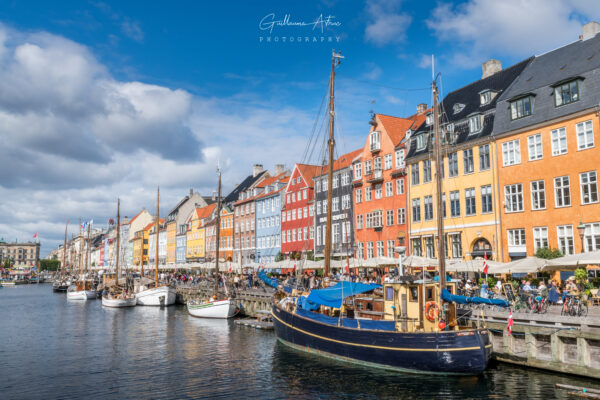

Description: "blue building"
176 222 187 264
255 173 289 264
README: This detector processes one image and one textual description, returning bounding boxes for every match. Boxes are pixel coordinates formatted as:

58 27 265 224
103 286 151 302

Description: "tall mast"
116 199 121 285
155 187 160 287
432 80 446 290
62 220 68 280
85 223 91 275
324 50 343 277
78 217 83 276
214 169 223 294
140 230 144 278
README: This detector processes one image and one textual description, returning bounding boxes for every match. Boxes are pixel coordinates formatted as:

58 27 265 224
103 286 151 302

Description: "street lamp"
577 221 586 253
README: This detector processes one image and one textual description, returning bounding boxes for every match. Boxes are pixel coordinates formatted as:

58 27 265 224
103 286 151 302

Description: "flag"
33 233 38 238
293 263 297 273
482 253 489 275
507 309 513 335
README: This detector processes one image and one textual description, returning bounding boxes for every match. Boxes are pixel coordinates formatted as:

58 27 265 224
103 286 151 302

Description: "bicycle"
571 296 589 317
529 294 549 314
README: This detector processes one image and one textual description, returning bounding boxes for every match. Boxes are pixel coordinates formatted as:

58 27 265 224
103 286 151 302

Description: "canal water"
1 284 599 400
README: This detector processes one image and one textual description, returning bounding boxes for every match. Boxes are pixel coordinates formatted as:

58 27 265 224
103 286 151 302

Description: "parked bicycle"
527 293 549 314
561 294 589 317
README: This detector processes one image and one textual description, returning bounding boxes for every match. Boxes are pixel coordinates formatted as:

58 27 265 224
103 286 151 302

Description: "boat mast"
78 217 83 277
214 168 223 294
324 50 343 277
432 79 446 289
116 199 121 286
155 187 160 287
62 220 68 280
85 223 91 276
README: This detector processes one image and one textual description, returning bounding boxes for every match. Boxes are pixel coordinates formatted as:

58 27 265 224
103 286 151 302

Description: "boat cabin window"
385 286 393 300
409 286 418 302
426 287 434 301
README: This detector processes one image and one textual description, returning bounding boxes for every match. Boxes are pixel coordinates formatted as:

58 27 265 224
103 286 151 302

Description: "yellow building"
405 59 530 261
186 204 216 262
166 220 177 264
132 231 143 266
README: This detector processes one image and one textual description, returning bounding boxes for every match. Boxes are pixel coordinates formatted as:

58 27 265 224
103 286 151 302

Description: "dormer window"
480 90 492 105
554 79 580 107
453 103 465 114
405 129 412 139
416 134 427 151
468 115 482 134
425 112 433 125
509 95 534 120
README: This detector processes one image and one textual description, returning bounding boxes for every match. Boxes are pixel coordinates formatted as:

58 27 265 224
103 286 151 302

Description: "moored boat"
66 281 97 300
187 299 239 319
136 285 176 306
102 294 137 308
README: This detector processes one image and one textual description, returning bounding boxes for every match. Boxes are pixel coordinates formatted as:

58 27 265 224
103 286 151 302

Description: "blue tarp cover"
296 308 396 331
305 281 381 309
441 289 510 307
258 270 278 289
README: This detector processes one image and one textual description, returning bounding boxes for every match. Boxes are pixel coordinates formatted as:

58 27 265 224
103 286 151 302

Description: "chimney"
481 59 502 79
582 21 600 41
416 103 427 114
274 164 285 175
253 164 263 177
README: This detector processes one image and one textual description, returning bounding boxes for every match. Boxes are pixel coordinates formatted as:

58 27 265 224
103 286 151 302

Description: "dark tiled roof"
494 34 600 135
407 57 533 159
224 170 268 204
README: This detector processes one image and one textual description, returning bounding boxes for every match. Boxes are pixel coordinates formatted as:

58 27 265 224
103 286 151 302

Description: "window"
533 227 549 252
386 210 394 226
356 214 363 229
316 226 321 246
322 201 327 214
375 184 382 199
557 225 574 255
450 191 461 217
502 140 521 166
292 193 296 202
387 240 395 258
551 127 568 156
397 208 405 225
416 134 427 150
303 207 308 218
370 130 381 151
412 198 421 222
423 160 432 182
554 176 571 207
332 198 339 212
580 171 598 204
508 229 526 246
341 172 350 186
480 91 491 105
424 236 435 258
374 157 382 171
342 221 350 243
554 80 579 107
465 188 476 215
367 242 374 258
528 134 543 161
530 180 546 210
469 115 481 133
584 223 600 251
342 194 351 210
448 152 458 177
365 187 372 201
322 177 328 191
479 144 490 170
412 238 422 257
303 189 307 199
315 180 321 193
308 206 313 217
292 209 296 220
441 193 446 218
423 196 433 220
450 234 462 258
385 181 393 197
396 178 404 195
481 185 493 213
355 189 362 203
504 183 523 212
395 149 405 169
411 163 420 185
577 120 594 150
384 154 392 170
376 241 384 257
333 175 339 189
510 96 534 120
366 210 383 228
463 149 474 174
316 201 321 215
354 163 362 180
357 242 364 259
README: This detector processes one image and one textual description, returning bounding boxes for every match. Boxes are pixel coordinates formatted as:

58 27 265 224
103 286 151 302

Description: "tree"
40 259 60 271
535 247 563 259
275 252 284 262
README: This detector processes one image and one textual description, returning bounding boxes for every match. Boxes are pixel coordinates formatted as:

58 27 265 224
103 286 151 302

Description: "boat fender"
425 301 439 322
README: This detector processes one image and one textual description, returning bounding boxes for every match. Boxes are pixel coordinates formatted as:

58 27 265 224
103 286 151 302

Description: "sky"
0 0 598 256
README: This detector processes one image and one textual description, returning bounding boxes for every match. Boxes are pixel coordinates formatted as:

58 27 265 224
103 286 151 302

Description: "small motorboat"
187 298 239 319
66 283 97 300
102 293 137 308
135 284 176 306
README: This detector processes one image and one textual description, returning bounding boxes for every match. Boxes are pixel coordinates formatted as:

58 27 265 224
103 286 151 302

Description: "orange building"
493 29 600 260
352 110 427 261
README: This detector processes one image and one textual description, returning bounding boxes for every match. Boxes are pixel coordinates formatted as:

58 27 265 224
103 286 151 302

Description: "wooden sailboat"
271 52 492 375
135 187 176 306
53 220 71 292
187 167 239 318
67 222 97 300
102 199 136 307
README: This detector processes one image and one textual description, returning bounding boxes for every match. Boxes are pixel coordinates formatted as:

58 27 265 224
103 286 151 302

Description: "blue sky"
0 0 597 254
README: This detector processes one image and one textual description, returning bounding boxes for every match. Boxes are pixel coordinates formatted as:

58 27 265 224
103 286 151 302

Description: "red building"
353 109 427 261
281 163 321 258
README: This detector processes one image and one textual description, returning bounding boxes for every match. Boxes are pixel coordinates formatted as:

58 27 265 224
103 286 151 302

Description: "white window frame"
385 181 393 197
554 176 571 208
530 180 546 210
580 171 598 205
557 225 574 255
384 154 392 170
576 120 594 150
528 133 543 161
395 149 405 169
533 227 549 252
502 139 521 166
551 127 568 156
504 183 524 213
396 178 404 195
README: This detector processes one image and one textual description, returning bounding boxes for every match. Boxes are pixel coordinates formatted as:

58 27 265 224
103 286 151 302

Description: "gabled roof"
314 148 363 178
144 219 165 232
167 196 190 218
291 163 322 190
224 170 269 204
128 209 145 225
378 113 428 146
195 203 217 220
255 171 289 188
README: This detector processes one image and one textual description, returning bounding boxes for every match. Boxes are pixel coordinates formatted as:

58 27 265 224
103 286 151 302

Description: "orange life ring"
425 301 439 322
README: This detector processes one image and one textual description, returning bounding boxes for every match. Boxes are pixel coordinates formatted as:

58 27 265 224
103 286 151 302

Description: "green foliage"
511 280 520 291
574 268 588 285
535 247 564 259
275 252 284 262
487 276 497 288
2 258 11 269
306 251 314 261
531 278 540 287
590 277 600 288
478 277 485 285
40 259 60 271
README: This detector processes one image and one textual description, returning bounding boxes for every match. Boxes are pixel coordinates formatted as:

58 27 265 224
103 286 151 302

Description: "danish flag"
482 253 489 275
507 309 513 336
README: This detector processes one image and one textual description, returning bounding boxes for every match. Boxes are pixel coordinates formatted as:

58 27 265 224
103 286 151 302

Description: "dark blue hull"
272 305 492 375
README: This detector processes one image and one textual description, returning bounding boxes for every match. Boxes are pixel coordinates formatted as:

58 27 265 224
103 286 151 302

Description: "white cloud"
364 0 412 46
427 0 600 67
121 19 144 42
363 62 382 80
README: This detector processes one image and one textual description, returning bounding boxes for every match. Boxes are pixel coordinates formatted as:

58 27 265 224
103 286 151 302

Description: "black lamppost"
577 221 586 253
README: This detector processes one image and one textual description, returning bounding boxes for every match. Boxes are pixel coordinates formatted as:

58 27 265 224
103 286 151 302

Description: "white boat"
1 281 16 287
187 299 239 319
136 285 176 306
102 295 137 308
66 287 97 300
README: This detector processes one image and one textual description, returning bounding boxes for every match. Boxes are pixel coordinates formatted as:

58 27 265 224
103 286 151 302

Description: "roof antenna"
369 100 377 126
